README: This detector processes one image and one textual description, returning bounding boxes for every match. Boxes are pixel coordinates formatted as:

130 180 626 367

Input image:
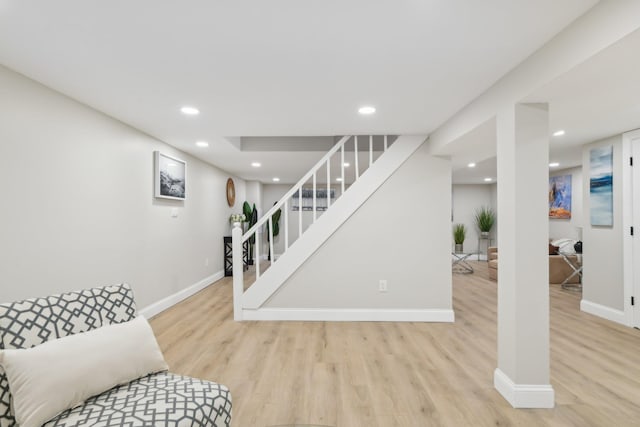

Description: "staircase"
232 135 427 321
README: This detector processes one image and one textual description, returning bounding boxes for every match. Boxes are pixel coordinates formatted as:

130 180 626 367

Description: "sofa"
487 247 581 284
0 284 232 427
549 254 581 284
488 247 498 281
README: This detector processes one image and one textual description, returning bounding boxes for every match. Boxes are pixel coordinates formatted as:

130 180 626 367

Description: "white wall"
582 135 624 311
452 184 495 255
264 142 452 310
262 184 289 212
261 184 290 257
490 182 498 242
549 166 583 240
245 181 263 217
0 65 245 309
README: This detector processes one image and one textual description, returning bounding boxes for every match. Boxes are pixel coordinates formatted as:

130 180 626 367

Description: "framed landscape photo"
154 151 186 200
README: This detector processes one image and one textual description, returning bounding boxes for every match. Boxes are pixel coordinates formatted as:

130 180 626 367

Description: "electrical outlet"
379 279 388 292
205 258 209 266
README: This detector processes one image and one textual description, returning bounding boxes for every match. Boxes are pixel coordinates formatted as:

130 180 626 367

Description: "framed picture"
549 174 572 219
590 145 613 226
154 151 186 200
291 188 335 211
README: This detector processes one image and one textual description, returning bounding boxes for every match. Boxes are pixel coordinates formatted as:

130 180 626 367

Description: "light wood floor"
150 261 640 427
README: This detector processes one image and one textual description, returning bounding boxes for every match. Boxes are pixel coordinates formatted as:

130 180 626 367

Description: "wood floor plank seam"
150 261 640 427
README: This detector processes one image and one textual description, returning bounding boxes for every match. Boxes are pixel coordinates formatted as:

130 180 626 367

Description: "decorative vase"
455 243 463 253
481 231 489 237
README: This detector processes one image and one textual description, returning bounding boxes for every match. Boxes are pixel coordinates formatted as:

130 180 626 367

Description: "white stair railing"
232 135 392 320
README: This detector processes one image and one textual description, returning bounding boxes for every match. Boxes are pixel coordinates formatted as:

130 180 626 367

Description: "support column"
494 103 554 408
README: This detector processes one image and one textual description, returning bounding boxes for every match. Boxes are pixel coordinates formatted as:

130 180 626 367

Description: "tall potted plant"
474 206 496 237
266 202 282 261
453 223 466 253
243 201 258 265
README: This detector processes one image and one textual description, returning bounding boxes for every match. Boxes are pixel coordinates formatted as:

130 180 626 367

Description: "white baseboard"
494 368 555 408
580 299 628 326
242 136 427 310
241 308 454 322
139 271 224 319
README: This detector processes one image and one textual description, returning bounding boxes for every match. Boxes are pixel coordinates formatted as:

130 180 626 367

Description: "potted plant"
475 206 496 237
266 202 282 261
453 223 466 253
229 213 245 228
243 201 259 265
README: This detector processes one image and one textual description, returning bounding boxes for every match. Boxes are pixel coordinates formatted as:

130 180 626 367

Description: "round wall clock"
226 178 235 207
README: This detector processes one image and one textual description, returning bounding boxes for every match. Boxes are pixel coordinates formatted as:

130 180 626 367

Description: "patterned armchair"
0 284 232 427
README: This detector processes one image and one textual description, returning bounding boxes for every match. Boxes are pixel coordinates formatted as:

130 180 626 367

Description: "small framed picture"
154 151 186 200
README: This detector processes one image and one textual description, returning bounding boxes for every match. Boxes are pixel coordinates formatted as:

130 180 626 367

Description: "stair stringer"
242 135 428 310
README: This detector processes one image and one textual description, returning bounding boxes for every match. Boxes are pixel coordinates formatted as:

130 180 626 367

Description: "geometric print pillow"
0 283 136 427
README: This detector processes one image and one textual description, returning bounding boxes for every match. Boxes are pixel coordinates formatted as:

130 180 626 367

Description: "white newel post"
232 224 243 321
495 103 554 408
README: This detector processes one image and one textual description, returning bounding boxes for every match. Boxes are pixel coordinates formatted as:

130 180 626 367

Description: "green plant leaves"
272 208 281 237
474 206 496 232
267 202 282 240
243 201 252 220
249 204 258 244
453 223 466 244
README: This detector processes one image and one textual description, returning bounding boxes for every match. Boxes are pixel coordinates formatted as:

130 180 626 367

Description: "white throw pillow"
551 238 576 255
0 316 168 427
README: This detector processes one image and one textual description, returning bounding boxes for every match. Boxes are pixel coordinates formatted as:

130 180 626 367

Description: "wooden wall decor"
226 178 235 207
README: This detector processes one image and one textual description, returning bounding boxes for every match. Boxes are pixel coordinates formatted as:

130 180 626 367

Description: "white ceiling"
0 0 598 183
533 24 640 165
451 24 640 184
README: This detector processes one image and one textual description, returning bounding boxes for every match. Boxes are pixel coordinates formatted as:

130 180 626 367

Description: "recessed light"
484 177 492 182
336 177 343 182
549 162 560 167
468 162 476 168
251 162 261 168
272 177 280 182
343 162 350 167
180 106 200 115
358 106 376 115
195 141 209 147
553 130 565 137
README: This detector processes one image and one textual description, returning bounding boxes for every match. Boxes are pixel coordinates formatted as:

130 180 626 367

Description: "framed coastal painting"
549 174 572 219
154 151 186 200
589 146 613 226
